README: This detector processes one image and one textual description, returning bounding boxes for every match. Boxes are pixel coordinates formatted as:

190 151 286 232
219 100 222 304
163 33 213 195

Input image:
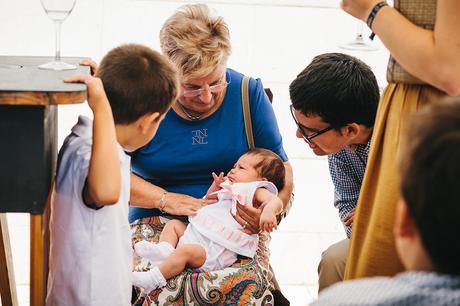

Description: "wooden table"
0 56 89 306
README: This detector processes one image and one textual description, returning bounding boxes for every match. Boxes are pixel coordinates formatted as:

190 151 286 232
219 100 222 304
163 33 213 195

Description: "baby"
132 148 286 293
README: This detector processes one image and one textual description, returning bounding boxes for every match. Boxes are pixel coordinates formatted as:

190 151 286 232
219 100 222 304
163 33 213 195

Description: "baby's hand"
64 75 109 113
212 172 226 187
205 172 226 200
260 210 277 233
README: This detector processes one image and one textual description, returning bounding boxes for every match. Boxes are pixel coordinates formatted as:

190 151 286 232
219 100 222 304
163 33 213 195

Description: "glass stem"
54 20 62 62
354 21 364 41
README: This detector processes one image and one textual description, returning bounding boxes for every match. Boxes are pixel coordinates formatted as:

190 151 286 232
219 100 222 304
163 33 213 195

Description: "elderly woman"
129 4 293 305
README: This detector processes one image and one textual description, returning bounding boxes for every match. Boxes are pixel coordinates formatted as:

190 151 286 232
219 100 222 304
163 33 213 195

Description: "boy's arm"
65 75 121 206
254 188 283 232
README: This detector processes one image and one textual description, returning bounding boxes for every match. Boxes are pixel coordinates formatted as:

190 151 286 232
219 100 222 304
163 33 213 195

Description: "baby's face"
227 154 263 183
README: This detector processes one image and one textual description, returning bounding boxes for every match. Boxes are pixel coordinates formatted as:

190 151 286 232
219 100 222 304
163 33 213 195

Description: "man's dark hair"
400 99 460 276
289 53 379 128
97 44 179 124
246 148 285 191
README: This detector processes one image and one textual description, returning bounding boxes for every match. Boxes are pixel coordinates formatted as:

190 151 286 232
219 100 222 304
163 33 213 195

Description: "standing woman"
340 0 460 279
129 4 293 304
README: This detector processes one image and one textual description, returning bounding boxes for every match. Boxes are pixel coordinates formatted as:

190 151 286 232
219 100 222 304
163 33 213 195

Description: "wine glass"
339 21 379 51
39 0 77 71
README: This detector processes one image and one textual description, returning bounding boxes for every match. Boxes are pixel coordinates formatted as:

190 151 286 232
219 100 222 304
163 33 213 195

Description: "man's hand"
343 208 356 227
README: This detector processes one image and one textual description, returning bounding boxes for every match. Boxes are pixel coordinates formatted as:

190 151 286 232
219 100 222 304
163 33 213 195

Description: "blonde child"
132 148 285 293
46 44 179 306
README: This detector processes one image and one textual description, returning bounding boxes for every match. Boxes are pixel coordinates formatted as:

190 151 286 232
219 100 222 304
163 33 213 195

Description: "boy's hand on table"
80 59 98 76
64 75 109 113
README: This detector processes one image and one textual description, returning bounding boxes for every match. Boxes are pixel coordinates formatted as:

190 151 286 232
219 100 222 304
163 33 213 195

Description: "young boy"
46 44 179 306
312 100 460 305
132 148 285 293
289 53 380 291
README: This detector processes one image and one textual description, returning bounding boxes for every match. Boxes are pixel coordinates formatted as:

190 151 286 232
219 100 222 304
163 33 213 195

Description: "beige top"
387 0 437 84
0 56 88 106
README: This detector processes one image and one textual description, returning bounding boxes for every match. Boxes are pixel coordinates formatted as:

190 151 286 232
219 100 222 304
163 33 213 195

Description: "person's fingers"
64 74 91 84
79 59 98 76
240 228 252 235
237 202 257 218
79 59 97 66
212 172 218 180
236 204 261 228
235 213 256 234
343 209 355 222
204 198 217 205
233 212 246 227
343 212 354 226
236 206 254 226
244 219 258 234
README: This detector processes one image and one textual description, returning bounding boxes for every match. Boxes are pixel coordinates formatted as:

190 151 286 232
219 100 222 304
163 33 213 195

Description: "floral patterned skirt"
131 216 274 306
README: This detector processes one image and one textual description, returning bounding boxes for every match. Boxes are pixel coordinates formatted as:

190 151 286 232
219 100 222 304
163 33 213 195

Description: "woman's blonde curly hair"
160 4 231 79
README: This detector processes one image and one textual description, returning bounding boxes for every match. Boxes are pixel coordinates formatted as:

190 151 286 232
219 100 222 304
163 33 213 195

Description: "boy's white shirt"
46 116 132 306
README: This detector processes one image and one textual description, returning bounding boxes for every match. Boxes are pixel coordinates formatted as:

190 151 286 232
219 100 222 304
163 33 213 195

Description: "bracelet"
158 191 168 213
366 1 388 30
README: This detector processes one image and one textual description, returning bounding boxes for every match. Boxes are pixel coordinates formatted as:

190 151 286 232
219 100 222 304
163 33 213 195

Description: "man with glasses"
289 53 380 292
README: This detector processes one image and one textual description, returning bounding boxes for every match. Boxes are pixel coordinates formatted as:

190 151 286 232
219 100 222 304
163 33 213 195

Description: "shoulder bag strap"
241 76 255 149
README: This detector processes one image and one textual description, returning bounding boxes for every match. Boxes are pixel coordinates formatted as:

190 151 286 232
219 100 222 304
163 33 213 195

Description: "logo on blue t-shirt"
192 129 208 145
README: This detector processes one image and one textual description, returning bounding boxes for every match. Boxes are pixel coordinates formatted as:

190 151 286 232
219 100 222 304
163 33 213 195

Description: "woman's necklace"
177 102 205 121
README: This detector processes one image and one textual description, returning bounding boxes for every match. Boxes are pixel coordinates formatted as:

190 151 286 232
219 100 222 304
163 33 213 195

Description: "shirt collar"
71 115 93 139
71 115 126 157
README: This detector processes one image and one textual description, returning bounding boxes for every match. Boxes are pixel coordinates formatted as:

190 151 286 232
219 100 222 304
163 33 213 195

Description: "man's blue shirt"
328 140 370 238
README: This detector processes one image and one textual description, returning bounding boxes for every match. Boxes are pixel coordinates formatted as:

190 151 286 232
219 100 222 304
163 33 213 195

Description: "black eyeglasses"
289 104 334 144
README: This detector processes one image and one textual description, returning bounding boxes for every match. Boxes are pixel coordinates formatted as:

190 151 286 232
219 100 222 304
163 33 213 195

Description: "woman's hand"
234 203 262 234
341 0 382 21
162 192 216 216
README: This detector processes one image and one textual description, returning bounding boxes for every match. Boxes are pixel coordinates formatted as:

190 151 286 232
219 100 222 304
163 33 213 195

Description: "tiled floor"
2 1 389 305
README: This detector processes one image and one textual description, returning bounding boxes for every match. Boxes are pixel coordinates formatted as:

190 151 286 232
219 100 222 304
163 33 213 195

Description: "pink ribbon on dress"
217 180 247 216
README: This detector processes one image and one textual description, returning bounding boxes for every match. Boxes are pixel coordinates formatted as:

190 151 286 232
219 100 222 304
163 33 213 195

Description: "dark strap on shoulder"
241 76 255 149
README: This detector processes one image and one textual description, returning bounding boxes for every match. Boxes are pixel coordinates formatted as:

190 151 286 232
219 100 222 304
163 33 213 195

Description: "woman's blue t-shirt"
128 68 287 222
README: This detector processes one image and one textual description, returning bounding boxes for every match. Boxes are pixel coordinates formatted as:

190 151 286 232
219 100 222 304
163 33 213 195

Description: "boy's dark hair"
97 44 179 124
400 99 460 276
246 148 285 191
289 53 379 128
